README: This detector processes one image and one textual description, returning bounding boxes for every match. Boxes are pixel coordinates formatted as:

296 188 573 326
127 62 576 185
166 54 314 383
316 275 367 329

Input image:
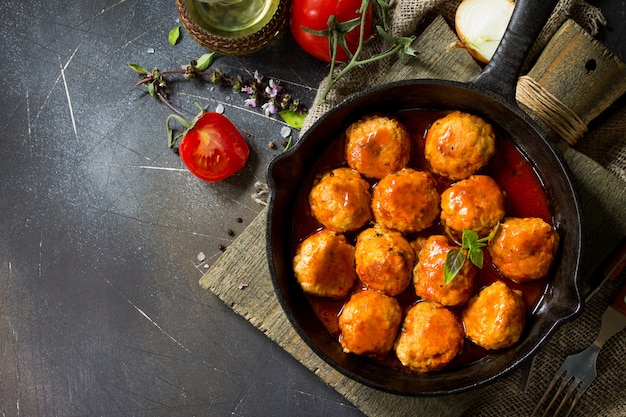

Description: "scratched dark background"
0 0 623 416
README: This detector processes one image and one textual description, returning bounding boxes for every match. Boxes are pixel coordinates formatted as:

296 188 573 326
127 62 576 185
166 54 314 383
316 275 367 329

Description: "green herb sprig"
310 0 418 104
128 53 307 119
444 224 499 285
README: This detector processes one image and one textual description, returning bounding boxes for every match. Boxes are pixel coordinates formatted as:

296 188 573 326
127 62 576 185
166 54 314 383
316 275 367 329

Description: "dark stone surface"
0 0 622 415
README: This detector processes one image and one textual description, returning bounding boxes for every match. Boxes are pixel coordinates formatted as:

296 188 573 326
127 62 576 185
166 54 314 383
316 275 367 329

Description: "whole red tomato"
178 112 249 182
290 0 372 63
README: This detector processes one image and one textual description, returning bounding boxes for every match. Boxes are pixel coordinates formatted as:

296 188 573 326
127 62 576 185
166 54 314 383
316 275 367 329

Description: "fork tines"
531 369 586 417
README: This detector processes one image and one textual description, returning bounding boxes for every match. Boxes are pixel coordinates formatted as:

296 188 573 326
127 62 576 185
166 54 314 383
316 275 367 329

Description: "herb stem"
159 93 185 116
315 43 403 105
130 78 153 90
313 0 416 105
128 62 308 118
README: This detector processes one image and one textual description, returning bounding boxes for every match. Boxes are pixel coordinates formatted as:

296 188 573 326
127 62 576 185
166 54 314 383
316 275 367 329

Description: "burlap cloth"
201 1 626 415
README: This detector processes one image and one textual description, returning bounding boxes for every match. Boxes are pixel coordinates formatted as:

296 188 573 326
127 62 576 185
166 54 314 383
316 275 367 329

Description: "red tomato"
178 112 249 182
290 0 372 63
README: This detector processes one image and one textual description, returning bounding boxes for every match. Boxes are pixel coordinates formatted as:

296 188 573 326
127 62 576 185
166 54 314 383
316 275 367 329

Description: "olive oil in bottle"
194 0 271 33
179 0 288 54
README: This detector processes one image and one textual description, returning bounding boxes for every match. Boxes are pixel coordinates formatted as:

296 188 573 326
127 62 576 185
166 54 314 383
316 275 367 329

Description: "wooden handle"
516 20 626 145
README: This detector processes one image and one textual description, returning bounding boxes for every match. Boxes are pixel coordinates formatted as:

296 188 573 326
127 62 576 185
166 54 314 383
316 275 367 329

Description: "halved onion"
455 0 515 63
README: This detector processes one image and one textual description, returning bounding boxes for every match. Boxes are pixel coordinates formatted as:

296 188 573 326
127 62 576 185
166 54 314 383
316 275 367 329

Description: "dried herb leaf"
128 63 148 75
279 110 306 129
147 81 156 98
195 53 215 71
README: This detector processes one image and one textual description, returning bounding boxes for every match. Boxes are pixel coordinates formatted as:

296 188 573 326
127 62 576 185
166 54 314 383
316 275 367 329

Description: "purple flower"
254 70 263 83
261 101 278 116
244 98 257 108
265 79 282 98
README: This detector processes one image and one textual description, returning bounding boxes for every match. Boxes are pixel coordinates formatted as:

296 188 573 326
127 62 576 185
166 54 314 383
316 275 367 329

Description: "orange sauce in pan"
291 109 554 371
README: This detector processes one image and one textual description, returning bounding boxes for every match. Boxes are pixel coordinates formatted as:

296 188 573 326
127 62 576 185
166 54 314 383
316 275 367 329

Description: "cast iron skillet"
266 0 583 396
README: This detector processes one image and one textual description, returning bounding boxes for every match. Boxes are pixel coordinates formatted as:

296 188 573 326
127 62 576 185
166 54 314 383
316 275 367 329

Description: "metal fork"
531 279 626 417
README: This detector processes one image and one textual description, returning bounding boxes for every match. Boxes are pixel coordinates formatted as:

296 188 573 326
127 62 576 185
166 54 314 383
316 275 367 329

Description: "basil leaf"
468 247 484 269
461 228 478 249
444 248 466 284
169 26 181 45
447 226 498 284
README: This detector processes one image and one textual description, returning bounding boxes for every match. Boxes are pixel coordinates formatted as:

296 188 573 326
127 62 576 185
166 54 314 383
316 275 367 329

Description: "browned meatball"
371 168 441 234
338 290 403 357
440 175 506 238
424 111 496 180
394 301 464 372
293 229 357 298
355 226 415 296
413 235 477 306
489 217 560 283
345 114 411 179
309 167 372 233
462 280 526 350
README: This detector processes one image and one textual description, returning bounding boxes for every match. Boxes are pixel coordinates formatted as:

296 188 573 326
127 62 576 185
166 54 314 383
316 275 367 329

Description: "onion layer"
455 0 515 63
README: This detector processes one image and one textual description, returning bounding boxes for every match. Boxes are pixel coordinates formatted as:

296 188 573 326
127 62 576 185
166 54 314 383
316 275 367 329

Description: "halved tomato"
178 112 249 182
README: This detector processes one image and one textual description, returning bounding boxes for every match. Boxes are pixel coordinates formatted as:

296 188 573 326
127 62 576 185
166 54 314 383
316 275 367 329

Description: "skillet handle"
470 0 559 104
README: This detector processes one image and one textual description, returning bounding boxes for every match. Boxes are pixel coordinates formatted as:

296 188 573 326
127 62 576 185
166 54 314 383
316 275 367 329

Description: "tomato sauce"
291 109 554 371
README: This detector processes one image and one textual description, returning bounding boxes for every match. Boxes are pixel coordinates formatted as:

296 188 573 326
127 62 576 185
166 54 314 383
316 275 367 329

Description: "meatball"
338 290 403 357
371 168 441 234
394 301 464 373
413 235 477 306
489 217 560 283
424 111 496 180
309 167 372 233
462 280 526 350
293 229 357 298
440 175 506 238
355 226 415 296
345 114 411 179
